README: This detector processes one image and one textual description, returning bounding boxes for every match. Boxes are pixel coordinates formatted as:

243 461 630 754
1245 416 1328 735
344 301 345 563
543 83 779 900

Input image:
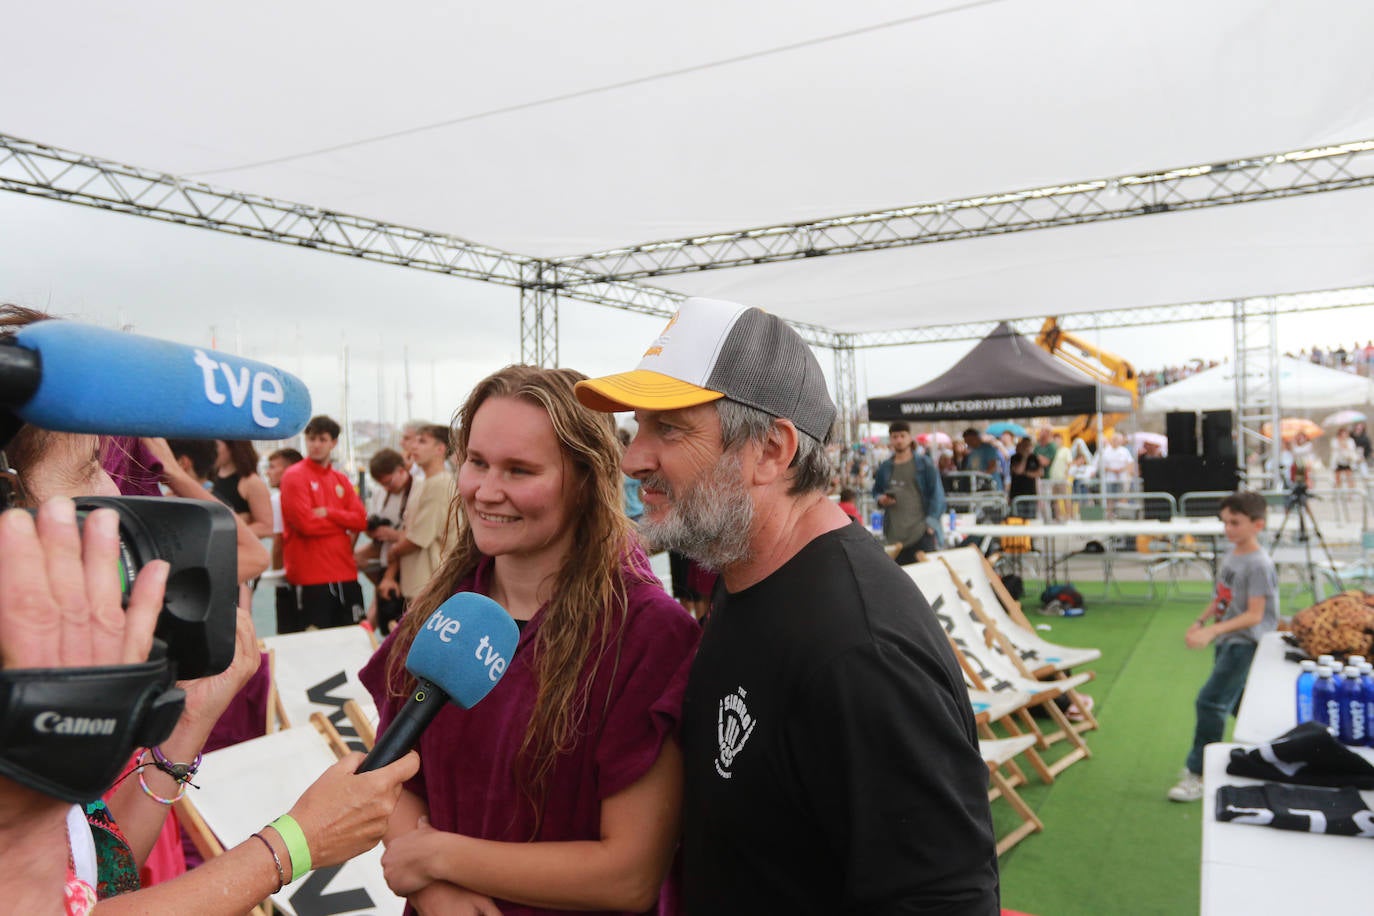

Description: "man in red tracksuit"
279 414 368 632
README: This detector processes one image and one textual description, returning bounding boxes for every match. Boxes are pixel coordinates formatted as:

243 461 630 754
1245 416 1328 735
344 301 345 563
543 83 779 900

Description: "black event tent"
866 322 1135 422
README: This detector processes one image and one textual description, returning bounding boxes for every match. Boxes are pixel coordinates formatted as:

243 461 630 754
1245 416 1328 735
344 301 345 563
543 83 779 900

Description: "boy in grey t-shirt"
1167 490 1279 802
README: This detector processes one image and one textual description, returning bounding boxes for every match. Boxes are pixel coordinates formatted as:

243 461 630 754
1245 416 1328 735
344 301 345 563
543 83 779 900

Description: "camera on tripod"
1285 480 1314 511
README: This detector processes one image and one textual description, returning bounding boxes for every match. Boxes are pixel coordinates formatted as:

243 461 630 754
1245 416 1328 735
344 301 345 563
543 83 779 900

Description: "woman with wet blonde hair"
361 364 699 916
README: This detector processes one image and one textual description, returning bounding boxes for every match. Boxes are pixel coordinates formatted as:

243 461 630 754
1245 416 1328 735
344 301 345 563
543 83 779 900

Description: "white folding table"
1201 742 1374 916
958 517 1225 586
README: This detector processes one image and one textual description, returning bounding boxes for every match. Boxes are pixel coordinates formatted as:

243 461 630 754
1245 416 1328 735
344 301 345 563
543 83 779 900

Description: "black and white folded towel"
1227 721 1374 789
1216 783 1374 837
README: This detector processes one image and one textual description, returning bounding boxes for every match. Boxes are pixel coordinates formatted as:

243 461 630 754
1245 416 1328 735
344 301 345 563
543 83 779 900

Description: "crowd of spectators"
1291 341 1374 374
835 424 1150 523
1140 341 1374 397
1137 359 1221 395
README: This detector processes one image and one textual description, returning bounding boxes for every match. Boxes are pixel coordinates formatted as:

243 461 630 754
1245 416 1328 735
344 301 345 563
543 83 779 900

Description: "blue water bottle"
1313 666 1338 734
947 508 958 544
1360 662 1374 747
1338 666 1368 746
1295 659 1317 724
870 510 883 533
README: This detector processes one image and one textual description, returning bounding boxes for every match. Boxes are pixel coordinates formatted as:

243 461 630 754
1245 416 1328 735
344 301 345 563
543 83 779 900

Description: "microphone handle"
357 679 448 774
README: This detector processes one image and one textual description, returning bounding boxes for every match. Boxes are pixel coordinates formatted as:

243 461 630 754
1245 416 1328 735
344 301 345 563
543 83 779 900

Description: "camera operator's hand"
180 602 261 734
0 500 168 914
379 574 401 600
0 500 168 671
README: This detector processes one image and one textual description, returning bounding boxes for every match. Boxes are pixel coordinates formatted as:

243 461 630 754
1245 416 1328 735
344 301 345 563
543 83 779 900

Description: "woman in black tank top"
214 440 273 537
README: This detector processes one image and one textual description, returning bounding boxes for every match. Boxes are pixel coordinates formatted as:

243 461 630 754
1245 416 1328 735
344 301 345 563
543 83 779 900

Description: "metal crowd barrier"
941 472 1006 516
1010 488 1178 522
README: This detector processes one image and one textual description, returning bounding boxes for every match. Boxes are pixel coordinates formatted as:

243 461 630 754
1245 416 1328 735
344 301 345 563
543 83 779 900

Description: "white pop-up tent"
1142 357 1374 412
3 0 1374 336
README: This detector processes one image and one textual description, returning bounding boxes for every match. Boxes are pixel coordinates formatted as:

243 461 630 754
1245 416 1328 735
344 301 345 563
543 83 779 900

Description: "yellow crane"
1034 317 1138 447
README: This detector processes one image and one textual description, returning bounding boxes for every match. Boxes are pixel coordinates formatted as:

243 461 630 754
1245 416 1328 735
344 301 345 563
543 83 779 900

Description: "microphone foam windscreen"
406 593 520 709
14 321 311 438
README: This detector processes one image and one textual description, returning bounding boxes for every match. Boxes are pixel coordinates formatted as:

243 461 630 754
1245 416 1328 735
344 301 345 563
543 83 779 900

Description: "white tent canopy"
1141 357 1374 412
5 1 1374 334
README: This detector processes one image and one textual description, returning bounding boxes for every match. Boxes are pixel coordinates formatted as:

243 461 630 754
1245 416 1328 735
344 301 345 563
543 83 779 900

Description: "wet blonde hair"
384 364 643 830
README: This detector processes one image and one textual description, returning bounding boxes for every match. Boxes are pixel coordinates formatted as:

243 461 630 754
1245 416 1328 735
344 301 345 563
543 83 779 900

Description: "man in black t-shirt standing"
576 297 999 915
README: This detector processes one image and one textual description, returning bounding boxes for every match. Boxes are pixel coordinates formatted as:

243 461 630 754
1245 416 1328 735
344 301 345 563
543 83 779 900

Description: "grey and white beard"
637 450 754 572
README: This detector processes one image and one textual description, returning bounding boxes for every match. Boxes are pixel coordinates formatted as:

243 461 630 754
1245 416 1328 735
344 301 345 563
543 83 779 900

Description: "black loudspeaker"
1202 410 1236 461
1142 455 1209 499
1169 457 1238 517
1203 456 1239 492
1166 411 1199 457
1169 455 1207 495
1137 457 1174 520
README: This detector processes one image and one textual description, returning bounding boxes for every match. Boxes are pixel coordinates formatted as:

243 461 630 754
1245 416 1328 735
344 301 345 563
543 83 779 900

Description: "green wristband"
269 814 312 882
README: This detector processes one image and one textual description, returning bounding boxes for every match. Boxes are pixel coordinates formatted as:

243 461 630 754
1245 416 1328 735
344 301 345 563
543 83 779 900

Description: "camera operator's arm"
143 438 269 583
104 602 260 865
93 750 420 915
0 502 167 915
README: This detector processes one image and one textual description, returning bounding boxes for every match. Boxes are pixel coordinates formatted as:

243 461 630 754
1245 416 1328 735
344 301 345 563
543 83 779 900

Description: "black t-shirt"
681 524 1000 915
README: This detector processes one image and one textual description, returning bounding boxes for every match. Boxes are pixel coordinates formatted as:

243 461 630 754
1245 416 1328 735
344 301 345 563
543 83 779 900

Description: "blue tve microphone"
358 593 519 773
0 320 311 438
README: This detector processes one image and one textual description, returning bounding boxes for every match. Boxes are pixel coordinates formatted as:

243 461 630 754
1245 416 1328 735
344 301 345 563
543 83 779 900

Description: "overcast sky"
4 188 1371 438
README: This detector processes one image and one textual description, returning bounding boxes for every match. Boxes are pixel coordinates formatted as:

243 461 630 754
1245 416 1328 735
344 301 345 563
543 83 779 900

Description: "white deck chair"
176 718 403 915
906 561 1091 776
968 688 1054 785
261 624 380 753
926 550 1101 734
936 546 1102 676
981 734 1045 856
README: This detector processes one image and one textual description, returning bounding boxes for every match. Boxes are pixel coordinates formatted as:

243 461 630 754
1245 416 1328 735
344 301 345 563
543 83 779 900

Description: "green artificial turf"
994 581 1225 916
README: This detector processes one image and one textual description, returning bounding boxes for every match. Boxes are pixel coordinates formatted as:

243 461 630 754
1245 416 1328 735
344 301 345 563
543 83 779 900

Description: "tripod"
1269 482 1343 599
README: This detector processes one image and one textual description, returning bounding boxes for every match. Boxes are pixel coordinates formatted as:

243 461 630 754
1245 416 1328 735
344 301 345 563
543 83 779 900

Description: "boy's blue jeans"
1185 639 1258 774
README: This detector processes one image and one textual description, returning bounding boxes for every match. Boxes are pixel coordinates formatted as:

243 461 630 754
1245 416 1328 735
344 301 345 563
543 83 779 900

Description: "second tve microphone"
358 592 519 773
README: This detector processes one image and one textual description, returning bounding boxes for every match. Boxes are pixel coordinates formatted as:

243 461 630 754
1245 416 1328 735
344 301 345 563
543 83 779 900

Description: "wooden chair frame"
935 550 1101 735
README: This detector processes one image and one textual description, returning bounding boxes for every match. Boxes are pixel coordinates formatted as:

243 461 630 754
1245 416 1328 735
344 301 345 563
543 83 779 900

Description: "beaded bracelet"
149 745 203 786
251 832 286 893
136 766 186 806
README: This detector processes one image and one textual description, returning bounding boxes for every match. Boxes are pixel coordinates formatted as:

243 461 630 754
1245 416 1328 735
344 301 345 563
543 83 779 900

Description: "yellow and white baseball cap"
575 297 836 442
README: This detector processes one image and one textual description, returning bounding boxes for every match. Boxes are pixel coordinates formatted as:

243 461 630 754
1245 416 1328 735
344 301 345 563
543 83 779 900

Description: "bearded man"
575 298 998 915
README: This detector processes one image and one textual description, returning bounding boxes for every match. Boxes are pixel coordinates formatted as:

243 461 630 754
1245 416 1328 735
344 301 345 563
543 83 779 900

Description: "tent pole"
1096 315 1107 507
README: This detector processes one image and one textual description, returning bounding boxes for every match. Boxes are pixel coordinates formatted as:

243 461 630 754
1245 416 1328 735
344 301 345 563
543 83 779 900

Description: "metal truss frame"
0 135 536 287
7 131 1372 355
519 277 560 368
553 139 1374 282
5 131 1374 454
831 341 859 457
1233 300 1282 490
844 286 1374 349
